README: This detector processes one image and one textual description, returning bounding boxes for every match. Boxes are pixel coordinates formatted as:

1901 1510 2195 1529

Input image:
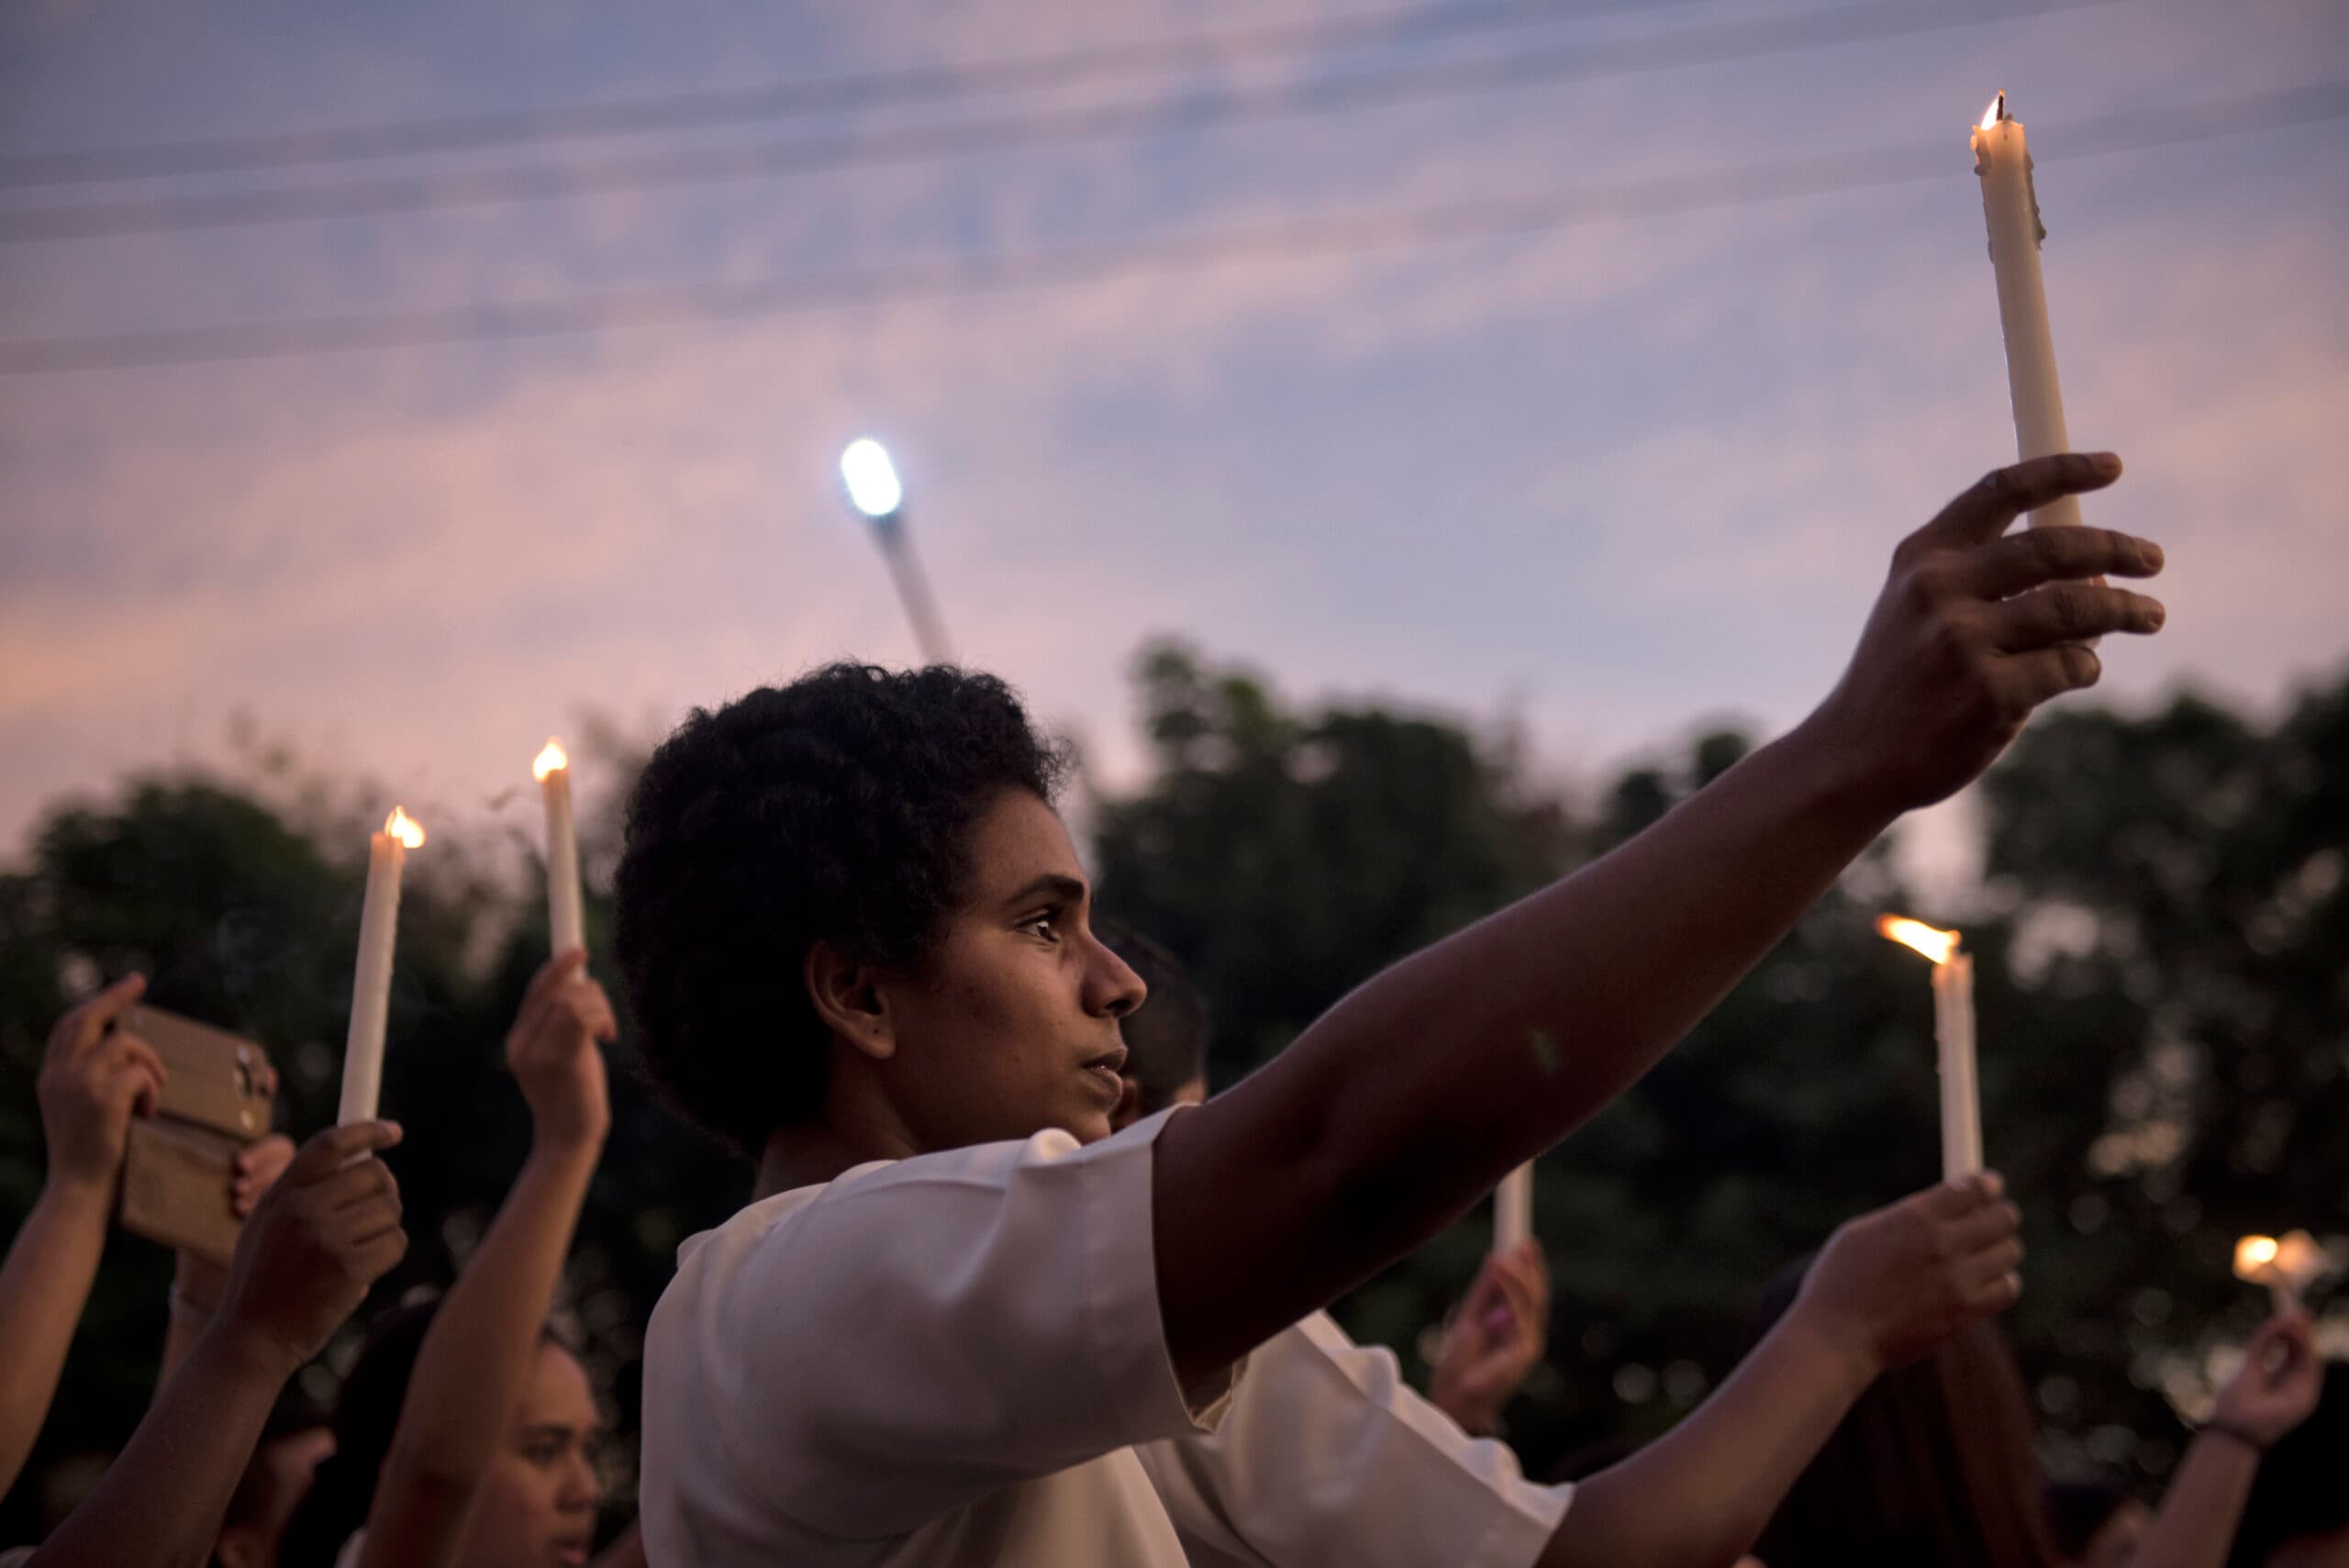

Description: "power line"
4 82 2331 377
0 0 2117 244
0 0 1706 189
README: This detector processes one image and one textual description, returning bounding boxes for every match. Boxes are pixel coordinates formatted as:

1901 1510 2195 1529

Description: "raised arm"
28 1120 407 1568
1542 1176 2022 1566
1154 454 2165 1382
2127 1310 2320 1568
0 976 163 1492
358 950 613 1568
157 1132 295 1387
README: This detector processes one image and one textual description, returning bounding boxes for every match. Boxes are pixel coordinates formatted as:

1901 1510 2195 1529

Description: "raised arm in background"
27 1120 408 1568
1542 1175 2025 1566
357 949 613 1568
1151 453 2165 1392
0 976 163 1492
2129 1309 2321 1568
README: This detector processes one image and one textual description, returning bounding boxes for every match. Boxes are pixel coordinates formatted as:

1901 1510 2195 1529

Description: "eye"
1018 911 1061 942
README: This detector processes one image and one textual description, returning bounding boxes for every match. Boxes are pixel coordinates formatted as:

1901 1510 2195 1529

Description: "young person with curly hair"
618 454 2165 1566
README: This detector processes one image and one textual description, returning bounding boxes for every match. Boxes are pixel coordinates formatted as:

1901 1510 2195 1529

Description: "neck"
751 1066 923 1199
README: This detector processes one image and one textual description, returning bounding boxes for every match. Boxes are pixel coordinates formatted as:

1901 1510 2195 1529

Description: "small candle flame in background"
1980 91 2007 131
1877 916 1961 965
532 738 570 782
2234 1235 2281 1279
384 806 426 849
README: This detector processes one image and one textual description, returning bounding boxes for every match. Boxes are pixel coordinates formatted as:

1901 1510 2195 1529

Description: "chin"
1058 1104 1115 1146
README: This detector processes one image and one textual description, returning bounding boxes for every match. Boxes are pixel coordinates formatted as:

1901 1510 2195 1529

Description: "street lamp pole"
841 439 953 666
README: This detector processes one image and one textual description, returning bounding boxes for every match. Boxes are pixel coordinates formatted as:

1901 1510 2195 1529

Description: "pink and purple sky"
4 0 2343 878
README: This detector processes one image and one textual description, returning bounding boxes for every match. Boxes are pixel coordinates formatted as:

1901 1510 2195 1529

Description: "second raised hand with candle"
1973 92 2083 532
534 739 584 960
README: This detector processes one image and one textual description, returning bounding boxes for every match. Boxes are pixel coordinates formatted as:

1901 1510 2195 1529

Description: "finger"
523 949 589 1012
1996 642 2109 717
352 1226 411 1280
1963 1270 2023 1314
112 1037 168 1091
1456 1261 1505 1323
1987 583 2166 651
1946 1198 2023 1255
333 1194 406 1248
1957 1238 2026 1291
1919 453 2122 550
1918 1170 2004 1220
1960 525 2165 599
319 1157 402 1215
283 1119 404 1184
52 974 147 1060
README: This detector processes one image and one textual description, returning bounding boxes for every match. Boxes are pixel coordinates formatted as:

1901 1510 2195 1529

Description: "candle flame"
532 738 570 782
1979 91 2006 131
384 806 426 850
1878 916 1961 966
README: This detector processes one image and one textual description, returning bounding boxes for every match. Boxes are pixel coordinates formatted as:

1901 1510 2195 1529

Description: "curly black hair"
613 663 1069 1152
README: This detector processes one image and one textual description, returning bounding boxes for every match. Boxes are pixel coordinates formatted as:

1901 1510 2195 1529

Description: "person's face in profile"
868 789 1146 1150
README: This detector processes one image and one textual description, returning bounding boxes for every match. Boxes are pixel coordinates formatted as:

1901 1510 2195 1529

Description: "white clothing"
639 1109 1239 1566
1139 1309 1571 1568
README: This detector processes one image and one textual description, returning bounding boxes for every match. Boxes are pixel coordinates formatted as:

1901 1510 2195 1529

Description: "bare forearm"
2129 1431 2261 1568
364 1141 596 1566
157 1255 228 1392
1541 1312 1871 1567
28 1327 288 1568
0 1183 115 1491
1158 718 1891 1377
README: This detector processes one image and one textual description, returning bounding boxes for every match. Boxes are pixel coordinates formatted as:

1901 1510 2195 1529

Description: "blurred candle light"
1972 92 2081 531
2236 1231 2322 1314
340 806 423 1125
1879 916 1979 1181
841 439 904 520
534 739 584 959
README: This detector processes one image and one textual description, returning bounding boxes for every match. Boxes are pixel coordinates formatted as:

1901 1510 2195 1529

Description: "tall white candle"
340 806 424 1125
1495 1163 1533 1252
533 739 584 957
1880 917 1982 1183
1972 92 2081 531
1933 951 1982 1182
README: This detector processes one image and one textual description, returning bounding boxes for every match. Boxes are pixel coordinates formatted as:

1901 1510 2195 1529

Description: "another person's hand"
1790 1173 2023 1383
505 950 615 1156
1431 1240 1551 1436
2210 1309 2321 1449
37 974 165 1197
209 1121 408 1373
1808 453 2165 814
229 1131 295 1219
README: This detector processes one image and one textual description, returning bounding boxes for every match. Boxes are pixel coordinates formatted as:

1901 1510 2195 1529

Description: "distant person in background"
1750 1264 2323 1568
209 1394 336 1568
276 950 632 1568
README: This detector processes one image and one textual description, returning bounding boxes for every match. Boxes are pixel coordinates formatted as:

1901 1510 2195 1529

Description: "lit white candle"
1879 917 1981 1182
1495 1163 1533 1252
340 806 424 1125
1972 92 2080 531
2235 1230 2323 1315
533 738 584 957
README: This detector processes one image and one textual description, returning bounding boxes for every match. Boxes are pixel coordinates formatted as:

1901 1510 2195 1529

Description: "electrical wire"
2 80 2332 376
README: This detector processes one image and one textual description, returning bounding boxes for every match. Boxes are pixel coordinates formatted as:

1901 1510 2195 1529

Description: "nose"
1086 935 1148 1019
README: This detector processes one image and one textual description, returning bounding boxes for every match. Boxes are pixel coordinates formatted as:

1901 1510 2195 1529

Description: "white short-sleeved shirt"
638 1108 1241 1566
1138 1309 1572 1568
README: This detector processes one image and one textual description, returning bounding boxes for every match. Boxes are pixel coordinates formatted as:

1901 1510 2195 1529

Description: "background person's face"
875 790 1145 1150
457 1343 602 1568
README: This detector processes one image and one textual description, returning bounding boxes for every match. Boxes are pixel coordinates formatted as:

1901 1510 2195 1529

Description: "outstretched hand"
37 974 165 1197
506 949 614 1156
1431 1240 1551 1436
2211 1309 2321 1448
1792 1173 2024 1383
1809 452 2165 815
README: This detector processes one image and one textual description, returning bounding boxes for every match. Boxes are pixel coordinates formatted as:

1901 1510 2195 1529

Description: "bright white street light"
840 439 904 519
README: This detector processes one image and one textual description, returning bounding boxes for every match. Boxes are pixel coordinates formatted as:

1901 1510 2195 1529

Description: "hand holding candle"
340 806 424 1126
533 738 584 959
1878 917 1979 1183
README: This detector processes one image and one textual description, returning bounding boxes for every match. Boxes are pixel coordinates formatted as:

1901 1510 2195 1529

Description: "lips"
1082 1045 1129 1105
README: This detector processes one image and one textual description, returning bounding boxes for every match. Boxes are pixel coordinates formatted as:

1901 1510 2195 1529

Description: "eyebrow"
997 873 1087 911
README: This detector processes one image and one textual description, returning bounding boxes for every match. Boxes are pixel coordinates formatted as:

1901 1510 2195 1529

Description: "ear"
804 939 896 1062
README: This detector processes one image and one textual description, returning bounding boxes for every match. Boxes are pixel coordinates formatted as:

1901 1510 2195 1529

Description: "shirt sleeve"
683 1106 1239 1540
1136 1310 1570 1568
